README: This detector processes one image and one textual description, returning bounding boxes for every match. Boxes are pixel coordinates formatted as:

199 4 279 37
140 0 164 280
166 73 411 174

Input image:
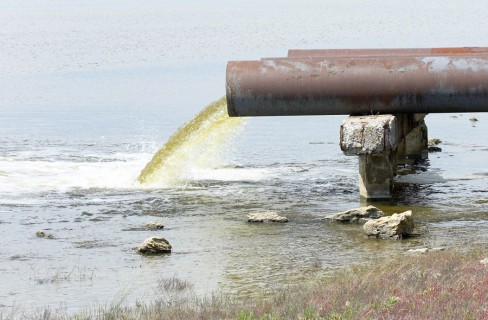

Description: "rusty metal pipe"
226 55 488 117
287 47 488 58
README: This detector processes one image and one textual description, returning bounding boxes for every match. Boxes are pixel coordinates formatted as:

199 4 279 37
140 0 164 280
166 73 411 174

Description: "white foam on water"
0 156 276 195
0 155 149 194
184 167 271 182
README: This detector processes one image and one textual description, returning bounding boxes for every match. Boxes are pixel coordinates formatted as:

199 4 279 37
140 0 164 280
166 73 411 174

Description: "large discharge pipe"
226 48 488 117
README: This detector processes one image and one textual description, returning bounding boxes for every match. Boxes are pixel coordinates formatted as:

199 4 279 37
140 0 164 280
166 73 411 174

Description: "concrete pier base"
340 113 428 199
358 154 395 199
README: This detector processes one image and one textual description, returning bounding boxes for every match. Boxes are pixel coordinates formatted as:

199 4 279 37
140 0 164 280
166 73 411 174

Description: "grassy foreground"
5 248 488 320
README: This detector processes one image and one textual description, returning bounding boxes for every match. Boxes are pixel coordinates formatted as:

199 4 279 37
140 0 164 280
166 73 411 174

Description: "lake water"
1 0 488 314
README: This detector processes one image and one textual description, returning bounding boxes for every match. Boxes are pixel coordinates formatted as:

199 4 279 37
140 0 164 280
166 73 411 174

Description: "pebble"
36 230 54 239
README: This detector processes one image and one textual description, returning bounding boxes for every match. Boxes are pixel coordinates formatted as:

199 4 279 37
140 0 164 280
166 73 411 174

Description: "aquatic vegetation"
29 264 95 285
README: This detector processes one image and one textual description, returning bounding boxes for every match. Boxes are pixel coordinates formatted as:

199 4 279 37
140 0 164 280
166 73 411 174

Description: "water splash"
137 97 246 186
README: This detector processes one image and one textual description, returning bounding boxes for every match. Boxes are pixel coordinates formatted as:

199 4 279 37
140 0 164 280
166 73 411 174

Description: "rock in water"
36 230 54 239
407 247 445 254
428 138 443 152
428 138 442 146
323 205 385 223
363 210 414 239
428 146 442 153
136 237 172 255
145 221 165 230
247 211 288 223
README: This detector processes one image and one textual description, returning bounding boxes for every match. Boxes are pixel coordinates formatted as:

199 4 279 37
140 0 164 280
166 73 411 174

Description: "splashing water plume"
137 97 245 186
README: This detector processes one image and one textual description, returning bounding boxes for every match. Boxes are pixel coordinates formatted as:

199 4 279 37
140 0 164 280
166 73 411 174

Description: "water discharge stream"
138 97 246 186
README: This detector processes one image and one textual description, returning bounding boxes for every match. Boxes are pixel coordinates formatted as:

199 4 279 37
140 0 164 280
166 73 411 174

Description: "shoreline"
4 246 487 319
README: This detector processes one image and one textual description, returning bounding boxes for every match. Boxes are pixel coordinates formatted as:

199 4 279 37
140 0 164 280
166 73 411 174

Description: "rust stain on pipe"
226 50 488 117
287 47 488 58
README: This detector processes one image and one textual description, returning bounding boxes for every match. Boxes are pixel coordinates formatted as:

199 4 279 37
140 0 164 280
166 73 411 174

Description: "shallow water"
2 0 488 314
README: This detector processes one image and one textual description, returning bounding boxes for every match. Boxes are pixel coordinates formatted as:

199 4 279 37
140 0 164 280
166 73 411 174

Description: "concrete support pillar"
340 113 429 199
358 154 395 199
341 115 400 199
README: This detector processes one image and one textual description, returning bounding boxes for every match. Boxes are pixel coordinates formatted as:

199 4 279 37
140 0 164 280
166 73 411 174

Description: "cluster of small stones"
37 204 416 260
326 206 415 239
31 221 172 255
36 211 291 257
136 211 290 256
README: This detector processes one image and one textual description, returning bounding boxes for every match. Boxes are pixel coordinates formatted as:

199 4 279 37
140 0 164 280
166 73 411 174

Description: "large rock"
136 237 172 255
323 205 385 223
247 211 288 223
363 210 414 239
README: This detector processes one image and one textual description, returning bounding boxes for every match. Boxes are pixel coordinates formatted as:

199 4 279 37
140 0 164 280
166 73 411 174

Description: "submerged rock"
136 237 172 255
323 205 385 223
428 138 442 152
407 247 445 254
145 221 165 230
247 211 288 223
36 230 54 239
407 248 429 254
428 146 442 153
363 210 414 239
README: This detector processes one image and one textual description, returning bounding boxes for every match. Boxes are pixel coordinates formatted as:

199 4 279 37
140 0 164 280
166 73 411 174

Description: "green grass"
3 248 488 319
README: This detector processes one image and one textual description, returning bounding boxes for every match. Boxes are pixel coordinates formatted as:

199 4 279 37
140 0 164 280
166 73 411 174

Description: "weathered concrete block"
340 115 400 155
341 113 429 199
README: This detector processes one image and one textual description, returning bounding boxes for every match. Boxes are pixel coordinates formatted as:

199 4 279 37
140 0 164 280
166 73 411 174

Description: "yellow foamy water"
137 97 245 186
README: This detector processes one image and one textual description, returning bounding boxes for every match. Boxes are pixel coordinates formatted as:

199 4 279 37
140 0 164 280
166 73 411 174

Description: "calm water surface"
1 0 488 314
